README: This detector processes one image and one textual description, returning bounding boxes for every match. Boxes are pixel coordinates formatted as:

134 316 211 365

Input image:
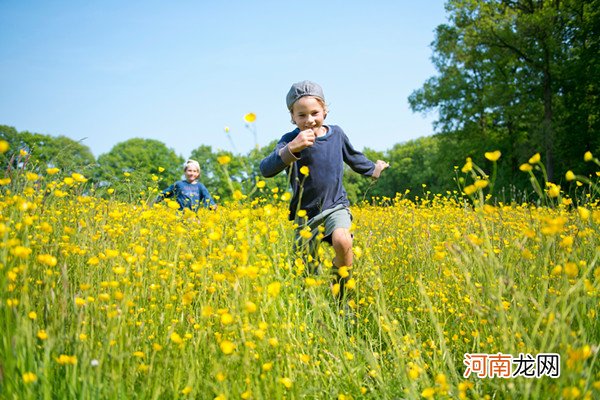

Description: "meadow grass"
0 160 599 399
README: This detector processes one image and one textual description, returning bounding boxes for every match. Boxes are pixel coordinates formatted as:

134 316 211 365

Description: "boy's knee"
332 229 352 251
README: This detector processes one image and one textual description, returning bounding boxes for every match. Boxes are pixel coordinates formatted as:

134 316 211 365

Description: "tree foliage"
409 0 600 187
1 124 95 173
93 138 184 201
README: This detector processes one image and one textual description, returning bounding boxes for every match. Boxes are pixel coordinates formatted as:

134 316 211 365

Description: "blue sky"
0 1 447 158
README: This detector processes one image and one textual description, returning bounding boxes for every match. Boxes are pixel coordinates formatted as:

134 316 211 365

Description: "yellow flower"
299 165 310 176
337 266 350 278
474 180 488 189
12 246 32 259
170 332 183 344
37 330 48 340
233 190 245 200
244 112 257 123
584 151 593 162
133 351 145 358
564 262 579 278
546 183 560 198
256 180 266 188
37 254 57 267
279 377 293 389
28 311 37 320
217 155 231 165
421 387 435 399
519 163 533 172
244 301 257 313
562 386 581 399
463 185 476 196
262 362 273 371
577 207 590 220
224 126 230 133
484 150 501 161
345 278 356 290
0 140 9 153
299 354 310 364
181 386 192 395
565 170 576 181
331 283 340 297
56 354 77 365
528 153 541 164
220 313 234 325
47 167 60 175
220 340 236 355
71 173 87 182
25 172 40 182
297 209 307 218
22 372 37 384
267 282 281 297
461 157 472 173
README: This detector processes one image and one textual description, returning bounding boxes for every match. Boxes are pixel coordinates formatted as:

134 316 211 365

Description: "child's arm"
198 184 217 210
260 129 318 177
150 183 175 206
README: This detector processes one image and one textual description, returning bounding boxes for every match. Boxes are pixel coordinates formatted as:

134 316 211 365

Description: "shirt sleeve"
341 130 376 176
198 184 216 207
260 133 300 177
158 183 176 201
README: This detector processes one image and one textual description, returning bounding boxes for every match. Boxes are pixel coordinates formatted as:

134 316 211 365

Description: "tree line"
2 0 598 204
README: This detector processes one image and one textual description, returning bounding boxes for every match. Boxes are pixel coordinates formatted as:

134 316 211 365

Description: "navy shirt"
159 180 216 211
260 125 375 220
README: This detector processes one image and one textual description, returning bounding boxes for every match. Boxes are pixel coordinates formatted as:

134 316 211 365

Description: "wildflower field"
1 151 599 399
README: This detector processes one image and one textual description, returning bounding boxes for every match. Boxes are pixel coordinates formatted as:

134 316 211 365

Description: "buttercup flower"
244 113 256 123
484 150 501 161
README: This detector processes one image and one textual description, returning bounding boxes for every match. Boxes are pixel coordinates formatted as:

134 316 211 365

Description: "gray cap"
286 80 325 110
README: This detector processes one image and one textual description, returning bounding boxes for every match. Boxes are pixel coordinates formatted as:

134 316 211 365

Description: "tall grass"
0 148 599 399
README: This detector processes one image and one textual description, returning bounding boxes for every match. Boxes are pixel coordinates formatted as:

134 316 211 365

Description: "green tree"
94 138 183 201
0 125 95 174
410 0 599 188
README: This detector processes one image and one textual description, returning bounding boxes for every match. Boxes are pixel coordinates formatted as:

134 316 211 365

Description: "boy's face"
291 96 326 131
184 166 200 183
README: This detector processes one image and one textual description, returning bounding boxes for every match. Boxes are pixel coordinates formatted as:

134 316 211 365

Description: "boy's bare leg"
331 228 353 268
331 228 353 303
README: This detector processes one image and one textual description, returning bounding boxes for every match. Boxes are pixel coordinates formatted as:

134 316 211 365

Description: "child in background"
154 159 217 211
260 80 389 303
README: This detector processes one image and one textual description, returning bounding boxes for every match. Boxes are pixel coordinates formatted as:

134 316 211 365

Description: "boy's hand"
288 129 316 153
372 160 390 179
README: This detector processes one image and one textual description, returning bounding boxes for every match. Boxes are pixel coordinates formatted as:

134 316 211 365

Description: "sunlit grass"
0 156 599 399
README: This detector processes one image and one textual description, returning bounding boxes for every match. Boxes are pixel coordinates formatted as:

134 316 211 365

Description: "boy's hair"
184 159 201 172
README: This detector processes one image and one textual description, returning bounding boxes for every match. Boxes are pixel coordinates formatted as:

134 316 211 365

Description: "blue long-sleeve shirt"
260 125 375 220
158 180 216 211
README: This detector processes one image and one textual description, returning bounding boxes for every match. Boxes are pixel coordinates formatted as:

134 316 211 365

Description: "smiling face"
184 165 200 183
290 96 327 131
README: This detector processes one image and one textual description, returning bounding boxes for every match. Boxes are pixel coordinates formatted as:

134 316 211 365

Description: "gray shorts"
295 204 352 245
